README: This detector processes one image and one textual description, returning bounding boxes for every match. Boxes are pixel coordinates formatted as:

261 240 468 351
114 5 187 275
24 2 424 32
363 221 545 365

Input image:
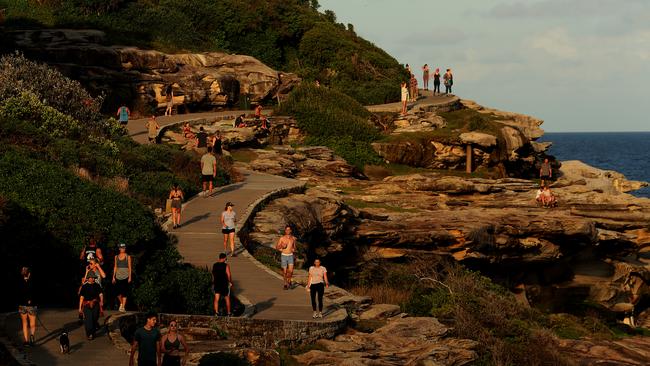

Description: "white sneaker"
119 305 125 312
318 312 323 318
312 311 318 319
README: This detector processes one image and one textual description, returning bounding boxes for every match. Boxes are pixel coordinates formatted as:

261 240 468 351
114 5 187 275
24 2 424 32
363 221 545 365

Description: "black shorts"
114 279 129 297
222 228 235 234
202 174 214 183
214 284 230 296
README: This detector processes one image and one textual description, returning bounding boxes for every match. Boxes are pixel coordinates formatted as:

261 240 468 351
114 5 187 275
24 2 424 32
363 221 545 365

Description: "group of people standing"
401 64 454 115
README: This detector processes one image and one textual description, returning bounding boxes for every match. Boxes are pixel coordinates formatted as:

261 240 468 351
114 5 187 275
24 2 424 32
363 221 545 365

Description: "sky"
320 0 650 132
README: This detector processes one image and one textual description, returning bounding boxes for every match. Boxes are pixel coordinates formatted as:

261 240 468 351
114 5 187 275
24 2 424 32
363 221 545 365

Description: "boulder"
358 304 402 320
7 29 300 114
459 132 497 148
293 317 478 366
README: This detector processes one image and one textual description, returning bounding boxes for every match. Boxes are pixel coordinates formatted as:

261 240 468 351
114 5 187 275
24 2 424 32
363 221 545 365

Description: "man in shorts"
129 312 161 366
116 105 130 125
200 146 217 197
212 253 233 316
275 225 297 290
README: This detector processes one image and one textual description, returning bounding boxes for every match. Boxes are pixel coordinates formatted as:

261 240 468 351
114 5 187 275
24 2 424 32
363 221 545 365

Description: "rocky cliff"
371 98 555 178
4 29 300 114
237 140 650 323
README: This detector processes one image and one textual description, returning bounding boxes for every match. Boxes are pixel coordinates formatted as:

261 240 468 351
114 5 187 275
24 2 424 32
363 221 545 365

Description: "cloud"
488 0 647 18
530 27 577 60
398 28 467 46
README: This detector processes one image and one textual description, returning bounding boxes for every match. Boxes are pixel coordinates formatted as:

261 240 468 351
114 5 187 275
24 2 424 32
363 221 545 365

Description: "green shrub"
277 84 382 168
0 92 83 138
1 1 406 105
0 53 102 124
0 196 81 310
0 149 159 249
132 246 213 314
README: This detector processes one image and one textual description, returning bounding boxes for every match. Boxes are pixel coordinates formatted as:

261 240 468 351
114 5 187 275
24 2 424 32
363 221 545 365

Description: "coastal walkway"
366 89 460 113
0 109 314 365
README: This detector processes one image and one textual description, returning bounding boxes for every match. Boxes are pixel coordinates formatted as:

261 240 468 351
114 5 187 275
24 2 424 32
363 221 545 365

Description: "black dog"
59 332 69 354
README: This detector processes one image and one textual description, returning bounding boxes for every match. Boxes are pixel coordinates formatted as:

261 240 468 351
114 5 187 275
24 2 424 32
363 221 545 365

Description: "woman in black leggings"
306 259 329 319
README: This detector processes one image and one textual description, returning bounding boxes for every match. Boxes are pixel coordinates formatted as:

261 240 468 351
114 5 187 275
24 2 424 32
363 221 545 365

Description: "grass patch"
349 284 413 308
276 84 382 168
337 186 366 195
229 149 259 163
345 199 419 213
382 108 505 143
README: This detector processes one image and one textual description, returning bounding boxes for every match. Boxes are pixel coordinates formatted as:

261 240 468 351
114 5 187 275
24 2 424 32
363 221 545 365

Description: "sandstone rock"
293 318 477 366
8 29 300 113
558 160 649 194
358 304 402 320
459 132 497 147
558 337 650 366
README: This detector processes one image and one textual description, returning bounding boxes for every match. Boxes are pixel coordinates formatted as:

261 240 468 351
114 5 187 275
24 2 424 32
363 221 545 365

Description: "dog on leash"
59 332 70 354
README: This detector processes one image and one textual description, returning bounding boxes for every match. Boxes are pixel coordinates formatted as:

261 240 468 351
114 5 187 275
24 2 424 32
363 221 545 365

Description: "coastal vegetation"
0 0 407 105
0 54 223 313
276 84 383 168
351 260 640 365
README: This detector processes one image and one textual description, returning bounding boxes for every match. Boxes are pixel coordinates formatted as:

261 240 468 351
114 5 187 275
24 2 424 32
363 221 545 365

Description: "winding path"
1 110 310 365
2 92 458 364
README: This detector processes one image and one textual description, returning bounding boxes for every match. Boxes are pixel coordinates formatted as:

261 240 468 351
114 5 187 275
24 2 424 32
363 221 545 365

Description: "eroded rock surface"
293 317 478 366
6 29 300 113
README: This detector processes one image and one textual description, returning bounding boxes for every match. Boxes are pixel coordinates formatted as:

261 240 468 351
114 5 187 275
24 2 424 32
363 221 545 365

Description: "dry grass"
349 284 413 307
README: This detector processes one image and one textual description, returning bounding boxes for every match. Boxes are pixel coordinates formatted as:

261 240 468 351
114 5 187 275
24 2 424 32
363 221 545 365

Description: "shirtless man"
275 225 296 290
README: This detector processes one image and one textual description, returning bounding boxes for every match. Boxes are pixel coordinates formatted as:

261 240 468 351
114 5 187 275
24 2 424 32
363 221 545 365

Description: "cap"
226 202 235 207
118 242 126 248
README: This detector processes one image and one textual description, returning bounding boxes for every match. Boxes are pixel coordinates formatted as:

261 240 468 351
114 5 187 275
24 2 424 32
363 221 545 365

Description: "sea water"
540 132 650 198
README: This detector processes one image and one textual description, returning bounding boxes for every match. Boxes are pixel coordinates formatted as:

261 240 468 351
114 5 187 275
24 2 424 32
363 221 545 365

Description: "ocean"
540 132 650 198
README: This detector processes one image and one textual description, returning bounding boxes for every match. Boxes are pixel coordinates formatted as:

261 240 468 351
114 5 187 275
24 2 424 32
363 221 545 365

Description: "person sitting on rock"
254 104 263 120
182 122 194 139
235 114 247 128
541 186 557 208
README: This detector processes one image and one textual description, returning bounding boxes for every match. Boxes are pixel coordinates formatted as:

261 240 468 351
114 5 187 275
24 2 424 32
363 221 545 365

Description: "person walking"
164 84 174 117
195 127 208 151
145 115 160 144
161 320 189 366
112 243 132 312
540 158 552 187
200 146 217 197
116 105 130 126
18 267 37 346
211 131 223 156
422 64 430 90
444 68 453 95
83 258 106 288
275 225 297 290
212 253 233 316
80 237 104 265
306 259 329 319
221 202 236 256
433 68 441 95
169 184 184 229
129 312 161 366
78 274 102 340
409 74 418 102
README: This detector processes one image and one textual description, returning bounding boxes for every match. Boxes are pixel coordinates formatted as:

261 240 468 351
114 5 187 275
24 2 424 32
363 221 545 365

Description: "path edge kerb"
235 173 307 282
0 312 36 366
